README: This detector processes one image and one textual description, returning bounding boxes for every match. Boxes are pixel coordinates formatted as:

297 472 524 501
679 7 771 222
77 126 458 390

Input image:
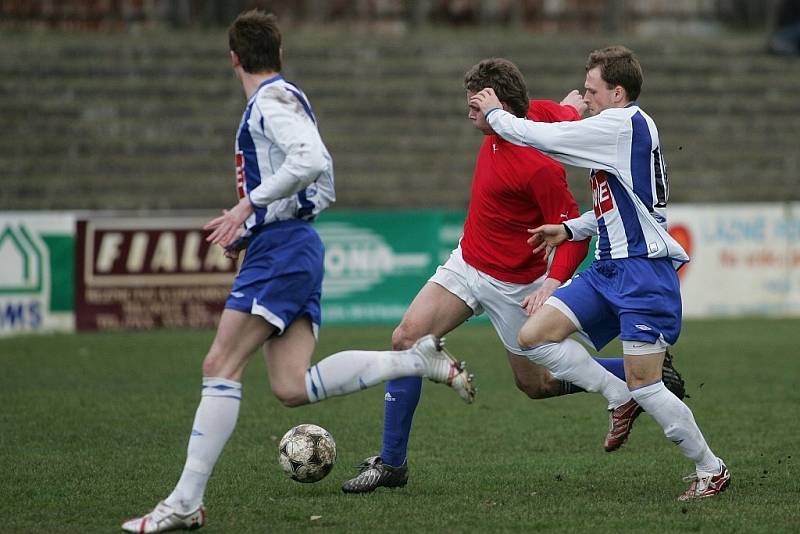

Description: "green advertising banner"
316 210 449 324
0 212 75 336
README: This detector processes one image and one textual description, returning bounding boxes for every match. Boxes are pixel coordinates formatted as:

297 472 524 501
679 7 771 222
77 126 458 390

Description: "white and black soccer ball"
278 424 336 483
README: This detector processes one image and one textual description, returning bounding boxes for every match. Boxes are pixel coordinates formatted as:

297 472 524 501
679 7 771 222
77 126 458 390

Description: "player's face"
467 91 494 135
583 67 616 116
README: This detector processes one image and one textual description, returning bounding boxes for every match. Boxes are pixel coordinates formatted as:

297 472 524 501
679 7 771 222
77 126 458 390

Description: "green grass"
1 319 798 533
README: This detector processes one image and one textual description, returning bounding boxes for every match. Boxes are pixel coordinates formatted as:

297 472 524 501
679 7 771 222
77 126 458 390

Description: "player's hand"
527 224 569 255
223 248 241 260
560 89 587 116
469 88 502 115
521 277 561 316
204 197 254 248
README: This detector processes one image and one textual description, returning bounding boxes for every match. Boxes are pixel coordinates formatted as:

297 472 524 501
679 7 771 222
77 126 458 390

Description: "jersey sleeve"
528 100 581 123
565 210 598 241
247 86 328 208
529 165 589 283
486 108 620 172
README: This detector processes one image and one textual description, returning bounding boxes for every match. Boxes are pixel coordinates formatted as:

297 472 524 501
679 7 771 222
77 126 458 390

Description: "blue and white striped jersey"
486 104 688 265
235 75 335 233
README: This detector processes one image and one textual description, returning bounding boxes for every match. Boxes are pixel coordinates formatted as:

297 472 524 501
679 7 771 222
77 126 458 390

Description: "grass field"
1 319 798 533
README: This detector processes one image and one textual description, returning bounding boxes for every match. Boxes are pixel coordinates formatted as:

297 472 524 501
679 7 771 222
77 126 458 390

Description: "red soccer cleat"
604 398 644 452
678 461 731 501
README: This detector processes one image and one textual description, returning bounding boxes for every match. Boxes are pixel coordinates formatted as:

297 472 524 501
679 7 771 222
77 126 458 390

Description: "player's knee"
391 322 422 351
202 350 225 377
272 384 308 408
517 327 544 349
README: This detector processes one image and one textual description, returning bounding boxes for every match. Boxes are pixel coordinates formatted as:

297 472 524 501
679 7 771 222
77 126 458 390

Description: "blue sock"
379 376 422 467
559 357 626 395
595 357 626 381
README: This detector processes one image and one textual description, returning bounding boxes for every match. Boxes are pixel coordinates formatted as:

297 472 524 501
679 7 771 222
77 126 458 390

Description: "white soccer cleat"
412 334 476 404
121 501 205 533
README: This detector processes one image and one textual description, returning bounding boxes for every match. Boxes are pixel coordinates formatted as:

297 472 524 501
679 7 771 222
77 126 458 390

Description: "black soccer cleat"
341 456 408 494
662 349 687 400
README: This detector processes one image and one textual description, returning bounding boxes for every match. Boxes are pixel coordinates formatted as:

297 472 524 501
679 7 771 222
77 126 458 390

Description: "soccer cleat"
341 456 409 494
604 398 644 452
662 349 687 400
678 460 731 501
121 501 205 533
412 334 476 404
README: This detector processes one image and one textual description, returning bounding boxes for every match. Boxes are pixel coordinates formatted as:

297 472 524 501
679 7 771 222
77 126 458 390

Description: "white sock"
305 348 425 403
528 339 631 408
630 381 720 473
165 377 242 511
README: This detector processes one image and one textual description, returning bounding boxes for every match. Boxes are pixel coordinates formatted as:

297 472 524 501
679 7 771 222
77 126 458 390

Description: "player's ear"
230 50 240 68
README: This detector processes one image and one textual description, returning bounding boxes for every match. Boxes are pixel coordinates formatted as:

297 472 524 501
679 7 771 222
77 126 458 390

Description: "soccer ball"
278 424 336 483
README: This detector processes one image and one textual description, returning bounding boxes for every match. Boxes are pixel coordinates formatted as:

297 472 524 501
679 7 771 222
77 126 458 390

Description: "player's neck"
241 70 281 99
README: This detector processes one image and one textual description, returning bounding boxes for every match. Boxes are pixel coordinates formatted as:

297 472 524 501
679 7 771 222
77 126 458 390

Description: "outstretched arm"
470 88 619 172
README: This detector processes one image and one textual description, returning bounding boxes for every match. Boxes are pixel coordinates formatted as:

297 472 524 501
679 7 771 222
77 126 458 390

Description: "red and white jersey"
461 100 589 284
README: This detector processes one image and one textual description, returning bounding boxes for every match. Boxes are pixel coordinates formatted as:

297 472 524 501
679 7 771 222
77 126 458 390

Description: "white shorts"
429 246 546 356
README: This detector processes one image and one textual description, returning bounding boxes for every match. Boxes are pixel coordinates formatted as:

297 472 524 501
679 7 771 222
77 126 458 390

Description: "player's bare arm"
527 224 569 256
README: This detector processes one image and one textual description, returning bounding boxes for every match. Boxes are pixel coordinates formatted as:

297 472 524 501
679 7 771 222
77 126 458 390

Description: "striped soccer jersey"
486 103 688 265
235 75 335 234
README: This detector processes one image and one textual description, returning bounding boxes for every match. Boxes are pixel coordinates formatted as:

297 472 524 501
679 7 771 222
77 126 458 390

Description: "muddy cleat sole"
341 456 409 494
413 334 476 404
604 398 643 452
662 349 687 400
121 501 205 533
678 460 731 501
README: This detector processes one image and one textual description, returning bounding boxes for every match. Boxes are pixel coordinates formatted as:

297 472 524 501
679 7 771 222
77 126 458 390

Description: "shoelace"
681 471 712 494
352 458 380 473
682 471 699 482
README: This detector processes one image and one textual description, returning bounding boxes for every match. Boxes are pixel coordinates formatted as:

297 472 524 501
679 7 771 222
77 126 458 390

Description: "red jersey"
460 100 589 284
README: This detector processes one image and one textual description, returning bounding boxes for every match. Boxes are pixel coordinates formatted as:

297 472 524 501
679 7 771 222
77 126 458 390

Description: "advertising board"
0 212 74 336
75 216 237 330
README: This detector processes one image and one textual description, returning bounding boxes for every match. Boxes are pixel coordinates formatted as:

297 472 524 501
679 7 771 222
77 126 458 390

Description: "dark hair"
228 10 282 74
464 58 529 118
586 45 642 102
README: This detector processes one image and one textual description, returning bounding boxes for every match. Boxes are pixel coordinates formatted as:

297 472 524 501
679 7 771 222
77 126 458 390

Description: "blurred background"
1 0 799 334
1 0 798 209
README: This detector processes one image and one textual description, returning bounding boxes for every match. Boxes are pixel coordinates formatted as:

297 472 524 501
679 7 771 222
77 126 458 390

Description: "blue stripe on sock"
313 365 328 400
306 368 319 400
202 380 242 400
202 384 239 391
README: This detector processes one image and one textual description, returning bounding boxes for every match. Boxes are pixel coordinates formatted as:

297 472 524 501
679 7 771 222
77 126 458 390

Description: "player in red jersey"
341 58 685 493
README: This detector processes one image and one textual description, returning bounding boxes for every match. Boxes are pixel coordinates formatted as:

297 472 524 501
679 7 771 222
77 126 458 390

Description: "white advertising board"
669 203 800 317
0 212 75 336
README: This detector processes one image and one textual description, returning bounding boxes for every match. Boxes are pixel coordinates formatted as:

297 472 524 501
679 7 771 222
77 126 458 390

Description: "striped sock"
304 348 425 403
165 377 241 512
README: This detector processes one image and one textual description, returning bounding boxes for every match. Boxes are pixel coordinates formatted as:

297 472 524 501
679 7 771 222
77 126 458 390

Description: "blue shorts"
225 219 324 337
551 257 682 351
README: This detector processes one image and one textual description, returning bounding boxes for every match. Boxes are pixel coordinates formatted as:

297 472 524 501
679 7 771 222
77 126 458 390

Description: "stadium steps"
0 29 798 209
